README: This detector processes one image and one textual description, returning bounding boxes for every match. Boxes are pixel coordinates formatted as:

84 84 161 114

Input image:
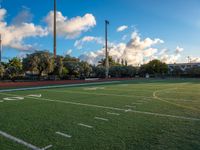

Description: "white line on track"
1 92 200 121
107 112 120 116
0 130 42 150
94 117 109 121
78 123 93 128
0 81 120 93
41 145 53 150
56 131 71 138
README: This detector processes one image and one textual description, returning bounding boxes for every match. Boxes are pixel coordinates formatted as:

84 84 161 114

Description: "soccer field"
0 79 200 150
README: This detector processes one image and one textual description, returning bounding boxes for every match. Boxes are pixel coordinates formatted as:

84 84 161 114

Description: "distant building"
168 63 200 72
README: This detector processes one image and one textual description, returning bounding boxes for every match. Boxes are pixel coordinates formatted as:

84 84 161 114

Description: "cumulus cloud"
159 46 184 64
79 30 185 66
45 11 96 39
74 36 103 49
0 8 48 51
79 31 164 66
117 25 128 32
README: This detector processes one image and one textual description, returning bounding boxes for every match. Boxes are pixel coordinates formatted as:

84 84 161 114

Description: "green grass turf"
0 79 200 150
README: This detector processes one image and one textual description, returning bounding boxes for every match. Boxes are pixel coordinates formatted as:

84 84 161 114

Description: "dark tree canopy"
23 51 54 76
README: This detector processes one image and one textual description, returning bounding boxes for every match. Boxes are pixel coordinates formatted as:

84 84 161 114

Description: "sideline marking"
0 130 42 150
78 123 93 128
94 117 108 121
107 112 120 116
0 81 120 93
41 145 52 150
3 97 24 101
1 92 200 122
56 132 71 138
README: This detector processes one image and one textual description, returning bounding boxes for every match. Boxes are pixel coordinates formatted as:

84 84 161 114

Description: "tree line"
0 51 200 81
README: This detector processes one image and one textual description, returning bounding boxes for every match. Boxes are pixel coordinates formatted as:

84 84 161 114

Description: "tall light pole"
53 0 57 58
105 20 109 78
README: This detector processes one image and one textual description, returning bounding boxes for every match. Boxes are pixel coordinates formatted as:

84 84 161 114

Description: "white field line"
41 145 53 150
0 81 120 93
125 105 136 108
56 132 71 138
0 100 3 102
0 130 42 150
0 92 200 121
153 88 200 112
78 123 93 128
46 89 153 99
94 117 109 121
28 94 42 98
107 112 120 116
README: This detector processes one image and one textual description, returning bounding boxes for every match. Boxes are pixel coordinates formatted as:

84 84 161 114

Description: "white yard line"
56 131 72 138
41 145 53 150
0 81 120 93
107 112 120 116
94 117 109 121
78 123 93 128
1 92 200 121
0 130 42 150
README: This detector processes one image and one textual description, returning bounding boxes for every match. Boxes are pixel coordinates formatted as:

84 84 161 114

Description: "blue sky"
1 0 200 64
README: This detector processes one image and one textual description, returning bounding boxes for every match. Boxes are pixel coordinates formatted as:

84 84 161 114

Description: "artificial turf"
0 79 200 150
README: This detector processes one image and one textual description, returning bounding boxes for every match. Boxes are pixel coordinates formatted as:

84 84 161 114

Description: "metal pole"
53 0 57 58
105 20 109 78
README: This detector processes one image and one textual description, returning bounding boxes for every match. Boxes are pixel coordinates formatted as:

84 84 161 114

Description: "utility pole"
105 20 109 78
53 0 57 58
0 33 2 63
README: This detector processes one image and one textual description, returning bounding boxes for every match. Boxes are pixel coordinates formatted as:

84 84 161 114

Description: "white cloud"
122 31 163 65
65 49 72 55
0 8 48 51
0 8 6 21
175 46 184 54
45 11 96 39
117 25 128 32
79 31 164 66
188 56 200 63
74 36 103 49
159 46 184 64
79 31 185 66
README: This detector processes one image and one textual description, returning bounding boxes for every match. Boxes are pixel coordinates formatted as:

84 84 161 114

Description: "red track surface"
0 78 131 88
